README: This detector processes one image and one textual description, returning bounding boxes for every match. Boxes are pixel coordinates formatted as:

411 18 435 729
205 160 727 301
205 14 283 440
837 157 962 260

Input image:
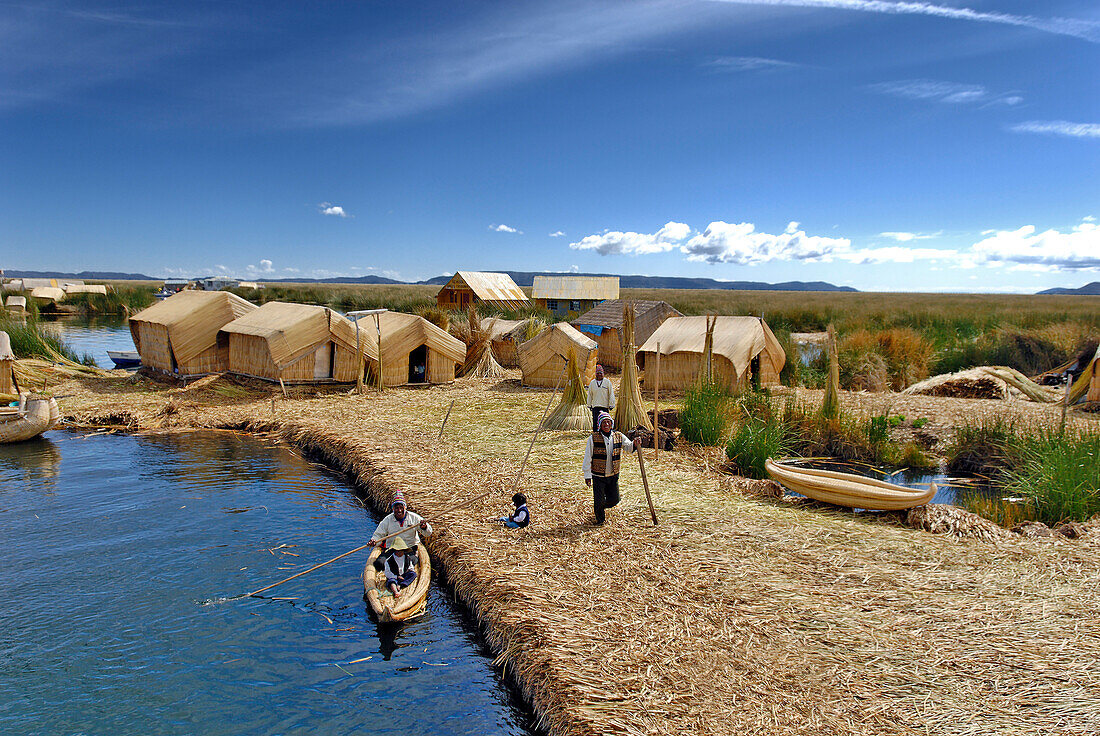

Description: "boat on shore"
0 395 61 444
107 349 142 368
362 543 431 623
765 458 935 511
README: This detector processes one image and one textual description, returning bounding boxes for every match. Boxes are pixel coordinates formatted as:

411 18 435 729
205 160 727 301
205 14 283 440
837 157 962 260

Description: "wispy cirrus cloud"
879 231 941 242
703 56 801 72
1009 121 1100 139
865 79 1021 106
710 1 1100 43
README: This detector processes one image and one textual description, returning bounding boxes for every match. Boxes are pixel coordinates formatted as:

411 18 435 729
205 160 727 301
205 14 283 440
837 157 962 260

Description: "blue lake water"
0 430 536 736
40 315 136 368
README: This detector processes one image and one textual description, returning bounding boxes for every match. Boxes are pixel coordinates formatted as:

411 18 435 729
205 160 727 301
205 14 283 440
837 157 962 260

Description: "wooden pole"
514 357 567 491
278 377 288 399
355 319 364 395
375 314 384 393
438 399 455 440
653 342 660 462
637 448 659 525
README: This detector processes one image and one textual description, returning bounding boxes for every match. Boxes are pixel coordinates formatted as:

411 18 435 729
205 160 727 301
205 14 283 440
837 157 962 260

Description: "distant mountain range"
4 268 857 292
1037 282 1100 295
259 271 859 292
4 269 156 280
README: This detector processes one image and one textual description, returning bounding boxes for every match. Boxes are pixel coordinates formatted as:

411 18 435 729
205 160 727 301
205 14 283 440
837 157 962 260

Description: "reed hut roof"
441 271 529 308
5 296 27 309
479 317 526 341
376 311 466 363
219 301 378 366
2 280 24 292
639 316 786 378
517 323 597 370
130 290 256 365
0 331 13 361
62 284 108 295
30 286 65 301
572 299 681 338
18 278 58 289
531 275 619 301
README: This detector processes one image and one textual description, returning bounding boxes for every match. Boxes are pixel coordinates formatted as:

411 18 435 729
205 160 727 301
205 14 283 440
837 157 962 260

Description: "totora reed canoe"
765 458 936 511
0 396 60 444
362 543 431 623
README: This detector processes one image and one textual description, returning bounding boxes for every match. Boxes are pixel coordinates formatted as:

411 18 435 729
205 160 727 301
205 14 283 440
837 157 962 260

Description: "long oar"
245 484 508 598
636 448 659 525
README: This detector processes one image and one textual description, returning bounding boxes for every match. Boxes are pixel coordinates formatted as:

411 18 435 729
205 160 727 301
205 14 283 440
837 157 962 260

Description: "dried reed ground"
58 369 1100 736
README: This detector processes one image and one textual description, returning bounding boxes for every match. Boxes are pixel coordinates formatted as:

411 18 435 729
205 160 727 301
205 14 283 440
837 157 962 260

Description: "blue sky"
1 0 1097 292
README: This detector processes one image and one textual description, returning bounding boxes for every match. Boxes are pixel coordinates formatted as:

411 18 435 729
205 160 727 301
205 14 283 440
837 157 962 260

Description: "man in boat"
586 364 616 431
582 412 636 525
368 492 431 567
382 537 417 599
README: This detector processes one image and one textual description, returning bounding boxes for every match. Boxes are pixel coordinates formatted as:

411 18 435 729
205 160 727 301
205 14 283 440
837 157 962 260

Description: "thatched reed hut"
572 299 681 371
638 316 785 390
62 284 108 295
30 287 65 307
0 331 15 395
531 275 618 317
436 271 529 311
518 323 598 387
375 312 466 385
480 318 531 367
5 296 27 316
218 302 378 384
129 290 256 378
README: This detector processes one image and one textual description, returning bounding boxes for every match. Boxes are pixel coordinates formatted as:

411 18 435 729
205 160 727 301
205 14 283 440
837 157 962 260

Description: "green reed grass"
0 317 82 362
1005 428 1100 525
680 380 735 446
945 414 1023 478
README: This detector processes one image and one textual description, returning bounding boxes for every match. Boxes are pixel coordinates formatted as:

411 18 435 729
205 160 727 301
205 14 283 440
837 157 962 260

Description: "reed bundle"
903 368 1008 400
458 305 504 379
613 304 652 432
541 350 590 430
822 324 840 418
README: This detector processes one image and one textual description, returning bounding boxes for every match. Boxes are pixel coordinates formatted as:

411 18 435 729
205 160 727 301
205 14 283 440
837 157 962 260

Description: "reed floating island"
362 543 431 623
765 458 936 511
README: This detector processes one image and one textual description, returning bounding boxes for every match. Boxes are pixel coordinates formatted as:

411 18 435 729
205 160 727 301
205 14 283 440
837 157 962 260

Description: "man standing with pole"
583 412 636 525
586 364 615 431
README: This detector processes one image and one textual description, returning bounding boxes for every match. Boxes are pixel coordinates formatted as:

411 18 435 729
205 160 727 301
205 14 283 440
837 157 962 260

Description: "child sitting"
498 493 530 528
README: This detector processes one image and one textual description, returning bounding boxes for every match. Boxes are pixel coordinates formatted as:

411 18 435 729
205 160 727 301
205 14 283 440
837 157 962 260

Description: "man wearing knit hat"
586 364 616 431
582 412 636 525
368 491 432 567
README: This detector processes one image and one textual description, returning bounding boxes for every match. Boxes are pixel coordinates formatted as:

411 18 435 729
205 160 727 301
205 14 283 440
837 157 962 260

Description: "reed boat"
0 396 61 444
107 350 142 368
362 543 431 623
765 458 935 511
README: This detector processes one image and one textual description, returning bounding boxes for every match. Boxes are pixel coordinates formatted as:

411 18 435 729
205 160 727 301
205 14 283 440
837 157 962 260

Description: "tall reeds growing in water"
613 304 651 432
542 350 591 431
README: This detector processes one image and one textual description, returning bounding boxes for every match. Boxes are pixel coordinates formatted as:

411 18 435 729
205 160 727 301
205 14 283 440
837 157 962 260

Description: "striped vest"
590 431 623 477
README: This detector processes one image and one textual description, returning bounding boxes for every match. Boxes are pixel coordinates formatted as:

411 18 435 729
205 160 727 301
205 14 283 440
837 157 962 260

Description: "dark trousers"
591 406 609 431
592 474 621 523
388 570 417 589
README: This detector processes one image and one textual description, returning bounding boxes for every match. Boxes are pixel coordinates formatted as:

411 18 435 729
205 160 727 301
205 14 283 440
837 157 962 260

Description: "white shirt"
371 510 432 548
586 378 616 410
583 431 635 479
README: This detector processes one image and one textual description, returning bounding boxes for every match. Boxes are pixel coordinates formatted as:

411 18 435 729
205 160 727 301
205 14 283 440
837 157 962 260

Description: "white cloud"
879 231 941 242
712 1 1100 43
704 56 800 72
1083 216 1096 223
1009 121 1100 139
971 220 1100 270
319 202 349 217
864 79 1023 106
492 223 522 234
837 245 956 264
569 221 690 256
569 264 580 273
549 230 566 237
682 221 850 264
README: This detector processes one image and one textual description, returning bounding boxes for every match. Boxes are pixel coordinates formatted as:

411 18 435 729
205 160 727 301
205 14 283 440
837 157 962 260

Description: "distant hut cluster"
518 323 598 387
1 278 109 310
128 291 467 386
436 271 528 311
638 316 786 390
531 275 618 317
572 299 681 371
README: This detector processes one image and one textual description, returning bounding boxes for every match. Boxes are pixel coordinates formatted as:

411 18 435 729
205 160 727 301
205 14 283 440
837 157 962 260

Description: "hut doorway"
313 342 335 380
408 345 427 383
